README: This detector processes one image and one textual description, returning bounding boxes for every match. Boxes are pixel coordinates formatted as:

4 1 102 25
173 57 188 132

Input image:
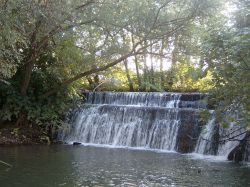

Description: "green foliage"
201 0 250 128
10 128 19 137
171 61 214 92
199 109 211 123
91 61 214 92
0 73 77 127
0 0 249 136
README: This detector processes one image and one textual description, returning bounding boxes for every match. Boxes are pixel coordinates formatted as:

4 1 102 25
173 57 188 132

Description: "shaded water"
0 145 250 187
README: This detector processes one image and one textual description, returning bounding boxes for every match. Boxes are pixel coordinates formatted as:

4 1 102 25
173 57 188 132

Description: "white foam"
187 153 228 162
68 142 246 163
67 142 178 154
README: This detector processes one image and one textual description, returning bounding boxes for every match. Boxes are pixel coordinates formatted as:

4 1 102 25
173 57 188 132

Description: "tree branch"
149 0 172 32
39 52 134 98
39 39 157 98
220 131 248 143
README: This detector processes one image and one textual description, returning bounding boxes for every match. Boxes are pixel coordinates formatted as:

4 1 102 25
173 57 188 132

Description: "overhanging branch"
39 39 155 98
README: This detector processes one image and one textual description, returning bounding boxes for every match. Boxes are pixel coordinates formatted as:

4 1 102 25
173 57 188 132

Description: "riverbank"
0 125 51 145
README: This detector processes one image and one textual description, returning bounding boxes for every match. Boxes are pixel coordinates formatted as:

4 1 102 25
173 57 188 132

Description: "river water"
0 145 249 187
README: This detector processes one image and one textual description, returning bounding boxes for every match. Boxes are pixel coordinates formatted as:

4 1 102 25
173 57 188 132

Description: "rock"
73 142 81 145
52 140 64 144
197 169 202 174
227 132 250 162
179 94 206 101
227 145 244 162
245 143 250 162
176 112 202 153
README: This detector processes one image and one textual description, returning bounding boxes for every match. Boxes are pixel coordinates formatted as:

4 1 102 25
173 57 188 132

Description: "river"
0 145 249 186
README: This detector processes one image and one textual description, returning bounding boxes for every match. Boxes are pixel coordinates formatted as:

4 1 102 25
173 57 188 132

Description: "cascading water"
58 92 206 152
85 92 207 109
58 92 247 160
195 117 216 155
194 114 248 160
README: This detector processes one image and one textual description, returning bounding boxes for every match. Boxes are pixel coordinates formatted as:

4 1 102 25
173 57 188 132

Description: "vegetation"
0 0 249 142
202 0 250 129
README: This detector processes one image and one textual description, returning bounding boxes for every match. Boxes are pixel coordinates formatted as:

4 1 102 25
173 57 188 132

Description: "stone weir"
59 92 207 153
58 92 249 161
84 92 208 109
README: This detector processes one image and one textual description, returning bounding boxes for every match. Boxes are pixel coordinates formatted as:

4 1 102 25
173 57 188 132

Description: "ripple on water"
0 146 249 187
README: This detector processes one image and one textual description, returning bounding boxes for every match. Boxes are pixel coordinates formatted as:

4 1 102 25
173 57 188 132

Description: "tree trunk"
131 35 142 91
20 18 41 96
134 55 142 91
159 40 164 90
86 76 94 89
142 41 149 91
93 74 100 91
172 34 178 66
17 18 42 125
123 59 134 91
150 43 155 91
17 58 35 126
20 61 34 96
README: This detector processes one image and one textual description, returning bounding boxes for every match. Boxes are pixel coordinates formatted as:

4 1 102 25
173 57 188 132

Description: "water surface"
0 145 249 187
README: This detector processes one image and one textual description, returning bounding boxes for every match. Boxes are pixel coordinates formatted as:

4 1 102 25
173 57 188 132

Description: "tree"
201 0 250 129
0 0 219 130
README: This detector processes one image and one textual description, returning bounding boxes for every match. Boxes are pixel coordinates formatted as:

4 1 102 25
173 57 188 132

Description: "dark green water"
0 145 250 187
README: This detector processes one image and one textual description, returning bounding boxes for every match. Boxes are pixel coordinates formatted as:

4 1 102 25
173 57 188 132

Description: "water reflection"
0 145 250 186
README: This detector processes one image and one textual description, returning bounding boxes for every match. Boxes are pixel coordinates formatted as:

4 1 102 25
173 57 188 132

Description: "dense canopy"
0 0 249 137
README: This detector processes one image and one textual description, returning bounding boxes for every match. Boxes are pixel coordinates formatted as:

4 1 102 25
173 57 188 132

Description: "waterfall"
58 92 248 160
85 92 207 109
194 115 247 160
195 117 216 155
59 92 205 152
